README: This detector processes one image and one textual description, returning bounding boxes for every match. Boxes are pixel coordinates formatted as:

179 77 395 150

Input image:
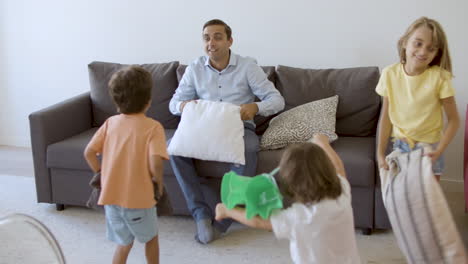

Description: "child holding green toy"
215 134 361 264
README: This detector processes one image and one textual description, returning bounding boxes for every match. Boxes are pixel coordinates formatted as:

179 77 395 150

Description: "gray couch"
29 61 391 235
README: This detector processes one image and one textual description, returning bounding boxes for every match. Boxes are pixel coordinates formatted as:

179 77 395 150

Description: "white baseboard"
0 135 31 148
442 178 464 184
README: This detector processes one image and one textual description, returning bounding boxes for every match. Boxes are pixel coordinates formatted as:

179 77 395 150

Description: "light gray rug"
0 174 406 263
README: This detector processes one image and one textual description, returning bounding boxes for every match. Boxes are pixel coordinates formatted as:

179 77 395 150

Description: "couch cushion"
176 64 187 82
88 61 180 128
163 133 375 188
275 65 381 137
47 128 98 170
332 137 376 187
257 136 375 188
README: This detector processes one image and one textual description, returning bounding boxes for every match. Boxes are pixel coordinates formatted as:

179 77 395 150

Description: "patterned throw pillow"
260 95 338 150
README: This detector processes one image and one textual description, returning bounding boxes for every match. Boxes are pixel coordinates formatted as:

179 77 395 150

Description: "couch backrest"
93 62 381 136
275 65 381 137
88 61 180 129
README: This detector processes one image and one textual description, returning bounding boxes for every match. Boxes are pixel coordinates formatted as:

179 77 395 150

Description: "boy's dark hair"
279 143 342 204
108 65 152 114
203 19 232 40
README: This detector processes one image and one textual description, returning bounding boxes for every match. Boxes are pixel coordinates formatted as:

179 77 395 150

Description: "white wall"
1 0 467 181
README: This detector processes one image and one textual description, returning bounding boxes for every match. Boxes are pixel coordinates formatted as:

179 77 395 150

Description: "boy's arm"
427 96 460 161
215 203 272 231
311 133 346 178
149 154 164 195
377 97 392 170
84 146 101 173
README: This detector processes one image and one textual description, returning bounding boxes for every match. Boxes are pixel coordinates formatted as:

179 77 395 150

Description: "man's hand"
240 103 259 120
180 100 197 113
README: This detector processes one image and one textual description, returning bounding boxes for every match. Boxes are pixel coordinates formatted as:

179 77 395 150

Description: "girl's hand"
215 203 228 221
311 133 329 144
378 155 389 170
424 149 442 163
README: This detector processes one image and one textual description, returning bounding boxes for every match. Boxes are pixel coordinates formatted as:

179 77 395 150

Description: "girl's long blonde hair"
397 17 452 78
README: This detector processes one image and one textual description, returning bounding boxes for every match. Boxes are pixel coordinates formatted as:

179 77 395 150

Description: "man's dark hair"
108 65 152 114
203 19 232 40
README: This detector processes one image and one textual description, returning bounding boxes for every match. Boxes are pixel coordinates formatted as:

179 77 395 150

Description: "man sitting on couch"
168 18 284 244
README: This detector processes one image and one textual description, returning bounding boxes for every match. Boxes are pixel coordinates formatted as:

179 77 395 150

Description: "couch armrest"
375 96 391 186
29 92 92 203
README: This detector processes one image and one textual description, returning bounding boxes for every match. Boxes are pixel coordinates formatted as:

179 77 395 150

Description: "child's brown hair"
108 65 152 114
279 142 342 204
397 16 452 76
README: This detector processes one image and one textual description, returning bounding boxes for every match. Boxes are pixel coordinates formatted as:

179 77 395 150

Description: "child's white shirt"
270 176 361 264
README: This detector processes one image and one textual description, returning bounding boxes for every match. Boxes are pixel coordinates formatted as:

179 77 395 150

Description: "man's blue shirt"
169 52 285 120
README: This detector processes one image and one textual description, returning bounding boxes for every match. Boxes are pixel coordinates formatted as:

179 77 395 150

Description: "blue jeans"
393 139 444 175
168 123 259 232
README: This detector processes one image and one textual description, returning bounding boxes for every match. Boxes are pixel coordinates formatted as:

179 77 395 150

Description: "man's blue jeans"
168 124 259 232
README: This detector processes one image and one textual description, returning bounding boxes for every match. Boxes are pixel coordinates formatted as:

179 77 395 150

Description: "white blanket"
380 147 466 264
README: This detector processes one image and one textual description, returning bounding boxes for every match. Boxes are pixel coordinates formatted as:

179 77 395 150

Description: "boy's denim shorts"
393 139 444 175
104 205 158 245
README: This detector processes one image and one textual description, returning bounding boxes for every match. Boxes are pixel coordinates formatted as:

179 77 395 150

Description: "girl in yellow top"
376 17 460 180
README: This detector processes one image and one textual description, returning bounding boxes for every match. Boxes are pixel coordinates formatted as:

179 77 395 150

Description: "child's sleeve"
438 71 455 99
149 122 169 160
270 208 293 240
86 120 108 153
339 176 352 200
375 68 389 97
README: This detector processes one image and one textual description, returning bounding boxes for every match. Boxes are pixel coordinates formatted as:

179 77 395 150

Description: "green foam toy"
244 169 283 219
220 171 252 209
221 168 283 219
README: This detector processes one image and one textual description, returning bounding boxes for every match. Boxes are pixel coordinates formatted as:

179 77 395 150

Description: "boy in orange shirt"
84 65 168 264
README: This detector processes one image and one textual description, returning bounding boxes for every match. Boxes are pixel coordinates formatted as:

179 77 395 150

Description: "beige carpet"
0 174 412 263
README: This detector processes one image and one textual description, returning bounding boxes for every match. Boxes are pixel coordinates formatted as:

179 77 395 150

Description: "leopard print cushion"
260 95 338 150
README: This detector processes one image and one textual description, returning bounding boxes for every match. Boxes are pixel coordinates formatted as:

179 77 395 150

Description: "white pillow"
168 100 245 165
380 147 467 264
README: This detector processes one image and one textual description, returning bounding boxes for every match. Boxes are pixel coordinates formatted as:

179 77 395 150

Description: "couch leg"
361 228 372 235
56 204 65 211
